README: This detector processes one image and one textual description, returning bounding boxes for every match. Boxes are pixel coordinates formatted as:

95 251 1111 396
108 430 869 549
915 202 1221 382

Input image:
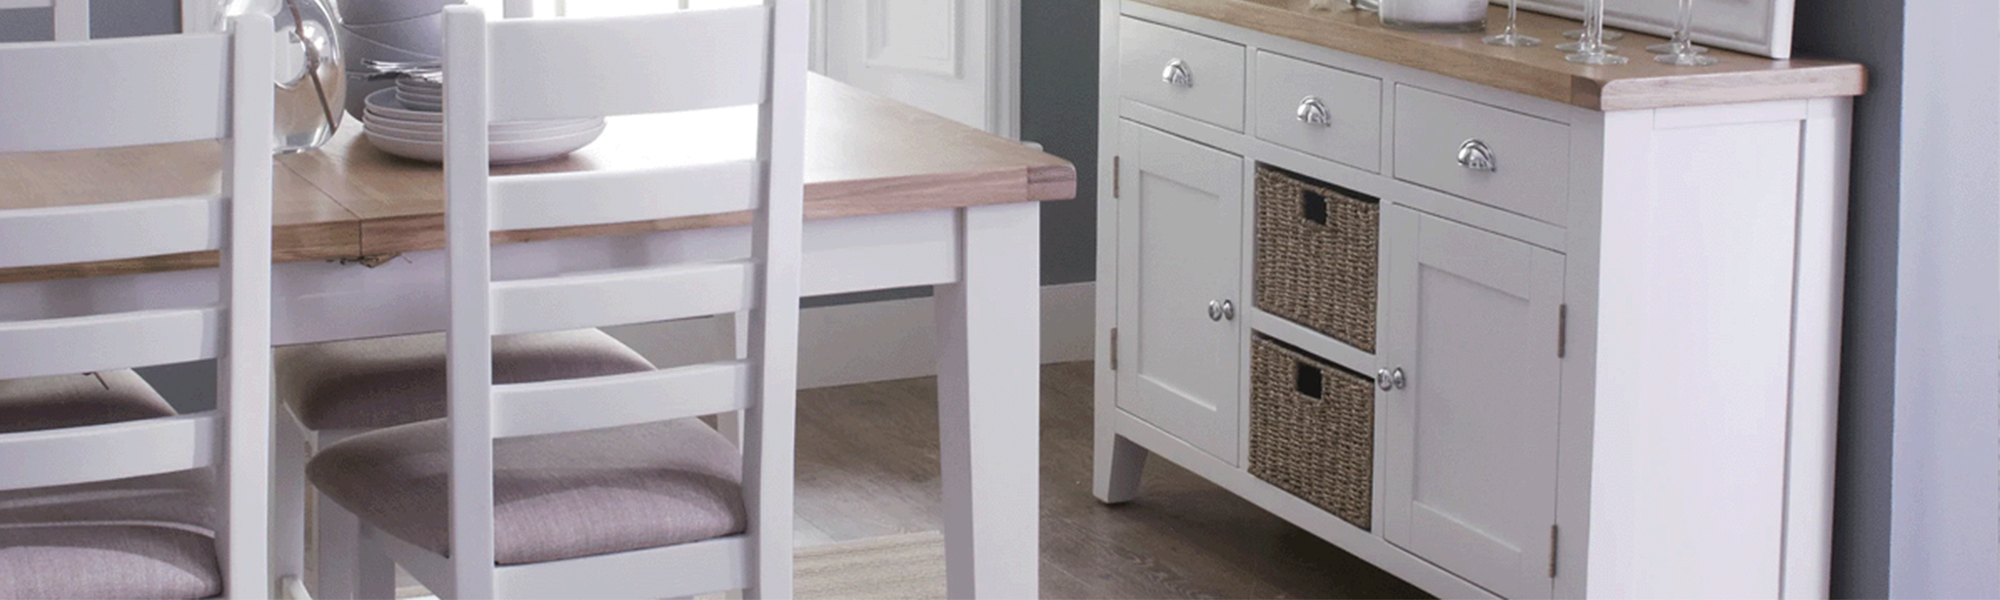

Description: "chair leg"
313 490 365 600
353 524 398 600
273 417 311 596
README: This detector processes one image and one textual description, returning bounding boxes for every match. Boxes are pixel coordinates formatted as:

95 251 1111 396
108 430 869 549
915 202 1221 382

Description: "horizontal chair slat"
489 261 751 336
0 34 230 152
486 6 769 121
496 535 750 600
0 414 217 491
0 196 224 269
488 160 761 232
492 361 751 439
0 307 221 379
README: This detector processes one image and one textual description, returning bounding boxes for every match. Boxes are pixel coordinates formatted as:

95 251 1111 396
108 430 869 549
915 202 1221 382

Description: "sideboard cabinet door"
1115 121 1245 464
1380 206 1564 599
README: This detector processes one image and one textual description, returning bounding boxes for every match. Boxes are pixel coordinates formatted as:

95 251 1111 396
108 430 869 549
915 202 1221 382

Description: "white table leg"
934 202 1041 599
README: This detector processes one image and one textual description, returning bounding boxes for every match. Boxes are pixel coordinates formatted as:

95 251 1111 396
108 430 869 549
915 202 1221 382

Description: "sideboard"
1089 1 1865 597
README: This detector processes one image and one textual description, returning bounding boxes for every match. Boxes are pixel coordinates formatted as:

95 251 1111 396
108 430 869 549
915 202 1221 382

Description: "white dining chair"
0 13 275 599
297 1 807 598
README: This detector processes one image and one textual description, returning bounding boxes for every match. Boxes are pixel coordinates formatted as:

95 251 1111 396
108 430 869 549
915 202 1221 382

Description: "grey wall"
1797 0 2000 597
1022 0 1097 286
1791 4 1902 596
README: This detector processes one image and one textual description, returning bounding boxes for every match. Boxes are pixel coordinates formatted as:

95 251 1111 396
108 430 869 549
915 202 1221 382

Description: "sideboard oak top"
1129 0 1865 111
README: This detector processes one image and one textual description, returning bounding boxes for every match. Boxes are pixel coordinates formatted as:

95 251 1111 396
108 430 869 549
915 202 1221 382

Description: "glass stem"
1582 0 1603 48
1673 0 1694 48
1505 0 1519 35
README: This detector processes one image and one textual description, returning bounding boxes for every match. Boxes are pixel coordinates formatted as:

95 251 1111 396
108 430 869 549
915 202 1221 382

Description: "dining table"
0 73 1075 599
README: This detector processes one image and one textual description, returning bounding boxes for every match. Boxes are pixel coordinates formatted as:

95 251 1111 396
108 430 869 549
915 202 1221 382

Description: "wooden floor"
793 361 1431 599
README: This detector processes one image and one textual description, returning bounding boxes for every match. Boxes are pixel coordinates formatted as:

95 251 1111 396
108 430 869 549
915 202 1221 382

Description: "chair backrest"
2 0 217 39
0 15 275 598
440 1 806 596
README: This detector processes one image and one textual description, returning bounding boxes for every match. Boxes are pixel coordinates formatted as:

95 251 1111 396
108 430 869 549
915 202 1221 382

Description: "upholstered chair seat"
276 329 656 431
0 371 177 434
306 417 745 565
0 470 219 599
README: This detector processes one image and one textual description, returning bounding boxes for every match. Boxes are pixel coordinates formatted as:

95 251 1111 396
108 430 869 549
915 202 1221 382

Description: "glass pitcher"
216 0 345 153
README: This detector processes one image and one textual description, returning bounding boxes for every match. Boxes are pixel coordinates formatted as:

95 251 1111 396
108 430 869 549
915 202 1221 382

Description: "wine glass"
1650 0 1719 65
1554 1 1616 52
1483 0 1540 46
1562 28 1623 41
1564 0 1627 64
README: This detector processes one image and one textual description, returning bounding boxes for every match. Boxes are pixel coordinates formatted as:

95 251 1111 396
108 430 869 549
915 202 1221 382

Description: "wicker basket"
1253 165 1379 352
1248 334 1374 531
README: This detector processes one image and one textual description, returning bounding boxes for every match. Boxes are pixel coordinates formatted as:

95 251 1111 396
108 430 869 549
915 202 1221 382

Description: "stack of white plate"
361 88 606 164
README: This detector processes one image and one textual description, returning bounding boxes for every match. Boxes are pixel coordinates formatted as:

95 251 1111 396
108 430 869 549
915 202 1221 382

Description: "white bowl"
336 0 449 28
341 13 444 56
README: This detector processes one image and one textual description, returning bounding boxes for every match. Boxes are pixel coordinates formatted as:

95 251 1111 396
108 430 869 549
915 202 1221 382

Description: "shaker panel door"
1115 120 1243 464
1382 207 1562 599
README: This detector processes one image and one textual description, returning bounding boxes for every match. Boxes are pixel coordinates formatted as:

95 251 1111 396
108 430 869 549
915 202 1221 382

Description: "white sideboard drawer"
1120 17 1246 132
1392 85 1569 225
1253 51 1381 172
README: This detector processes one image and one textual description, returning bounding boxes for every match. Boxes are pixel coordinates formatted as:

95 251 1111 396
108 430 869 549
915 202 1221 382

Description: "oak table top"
0 75 1077 283
1129 0 1866 111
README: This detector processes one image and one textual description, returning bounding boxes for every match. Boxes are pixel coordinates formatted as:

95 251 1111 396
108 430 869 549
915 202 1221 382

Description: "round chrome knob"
1375 368 1393 391
1219 299 1236 321
1296 96 1331 126
1162 59 1193 88
1207 300 1224 322
1390 367 1407 390
1456 139 1497 172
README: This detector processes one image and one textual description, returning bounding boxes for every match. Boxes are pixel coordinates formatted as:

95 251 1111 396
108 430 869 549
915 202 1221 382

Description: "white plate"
363 120 440 142
396 95 442 112
366 122 607 165
365 115 602 143
366 88 439 121
364 110 602 137
396 89 441 102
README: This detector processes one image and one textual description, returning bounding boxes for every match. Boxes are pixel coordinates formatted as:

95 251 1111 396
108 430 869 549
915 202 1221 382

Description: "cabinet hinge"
1557 304 1568 358
1112 156 1121 199
1549 524 1559 578
1109 327 1119 370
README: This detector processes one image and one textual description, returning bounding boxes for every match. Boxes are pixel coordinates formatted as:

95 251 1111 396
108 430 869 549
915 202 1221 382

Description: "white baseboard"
604 282 1095 389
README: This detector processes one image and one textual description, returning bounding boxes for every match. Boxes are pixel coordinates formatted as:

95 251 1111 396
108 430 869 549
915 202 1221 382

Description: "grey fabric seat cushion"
307 418 746 566
0 524 220 599
276 329 656 431
0 470 220 599
0 370 176 434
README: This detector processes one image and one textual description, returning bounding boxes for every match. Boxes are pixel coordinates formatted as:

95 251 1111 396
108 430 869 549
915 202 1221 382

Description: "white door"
1381 206 1563 599
1115 120 1243 464
813 0 1017 137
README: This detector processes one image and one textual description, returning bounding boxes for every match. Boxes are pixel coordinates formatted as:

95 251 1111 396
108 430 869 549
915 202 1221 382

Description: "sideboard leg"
1093 433 1149 504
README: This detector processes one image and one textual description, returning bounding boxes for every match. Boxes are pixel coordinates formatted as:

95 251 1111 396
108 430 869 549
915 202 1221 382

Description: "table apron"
0 209 960 346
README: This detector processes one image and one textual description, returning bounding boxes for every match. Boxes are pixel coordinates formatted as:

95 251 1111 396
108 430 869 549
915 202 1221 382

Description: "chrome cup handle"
1456 139 1497 172
1162 59 1193 88
1296 96 1331 126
